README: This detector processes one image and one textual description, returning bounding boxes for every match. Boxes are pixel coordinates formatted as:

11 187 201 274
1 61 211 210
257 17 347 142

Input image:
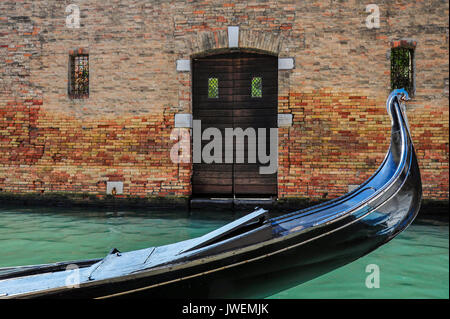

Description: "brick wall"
0 1 448 201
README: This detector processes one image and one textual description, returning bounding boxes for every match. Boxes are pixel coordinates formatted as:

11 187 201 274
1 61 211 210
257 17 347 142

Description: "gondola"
0 89 422 299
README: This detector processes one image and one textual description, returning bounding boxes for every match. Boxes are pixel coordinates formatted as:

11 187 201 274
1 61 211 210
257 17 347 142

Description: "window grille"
391 47 414 96
251 77 262 98
208 77 219 98
69 54 89 98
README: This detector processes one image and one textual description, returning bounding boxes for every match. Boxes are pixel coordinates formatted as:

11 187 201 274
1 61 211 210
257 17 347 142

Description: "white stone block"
176 59 190 72
278 58 294 70
107 181 123 195
174 113 192 128
228 26 239 48
278 113 293 127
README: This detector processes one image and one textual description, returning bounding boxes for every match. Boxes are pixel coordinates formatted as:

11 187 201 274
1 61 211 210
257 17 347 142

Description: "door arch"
192 52 278 198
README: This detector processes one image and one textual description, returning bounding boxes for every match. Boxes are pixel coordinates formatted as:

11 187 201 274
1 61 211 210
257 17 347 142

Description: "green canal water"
0 206 448 299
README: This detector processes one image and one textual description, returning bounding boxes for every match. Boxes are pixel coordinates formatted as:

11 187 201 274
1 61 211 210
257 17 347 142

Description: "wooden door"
192 52 278 197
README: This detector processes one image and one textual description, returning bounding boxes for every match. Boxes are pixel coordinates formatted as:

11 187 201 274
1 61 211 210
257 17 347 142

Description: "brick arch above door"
181 27 285 58
174 27 294 117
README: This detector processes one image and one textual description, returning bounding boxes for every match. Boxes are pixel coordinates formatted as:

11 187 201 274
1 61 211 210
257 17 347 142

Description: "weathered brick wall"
0 0 448 201
1 1 191 197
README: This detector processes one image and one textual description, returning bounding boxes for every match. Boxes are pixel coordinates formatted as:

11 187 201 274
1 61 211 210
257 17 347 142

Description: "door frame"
191 50 279 198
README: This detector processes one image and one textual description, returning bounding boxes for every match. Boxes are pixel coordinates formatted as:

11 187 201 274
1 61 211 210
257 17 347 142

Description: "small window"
391 47 414 96
208 77 219 98
251 77 262 98
69 53 89 99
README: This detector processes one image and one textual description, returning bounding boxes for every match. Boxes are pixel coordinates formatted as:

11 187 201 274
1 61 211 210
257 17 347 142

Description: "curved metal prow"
386 88 410 116
387 88 413 143
271 89 420 228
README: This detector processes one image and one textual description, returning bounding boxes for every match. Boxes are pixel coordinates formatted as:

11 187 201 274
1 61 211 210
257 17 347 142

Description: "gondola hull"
0 89 422 299
34 152 422 299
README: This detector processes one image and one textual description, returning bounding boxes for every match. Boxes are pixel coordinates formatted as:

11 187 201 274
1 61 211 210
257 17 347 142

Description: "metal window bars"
208 77 219 98
69 54 89 99
251 77 262 98
391 47 414 96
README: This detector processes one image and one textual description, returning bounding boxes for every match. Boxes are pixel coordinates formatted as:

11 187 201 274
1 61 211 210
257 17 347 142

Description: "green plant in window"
208 77 219 98
71 55 89 97
252 77 262 98
391 47 413 95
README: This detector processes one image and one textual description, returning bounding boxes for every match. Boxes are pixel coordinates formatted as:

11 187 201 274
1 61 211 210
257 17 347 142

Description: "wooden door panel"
192 52 278 197
233 184 278 195
192 184 233 195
